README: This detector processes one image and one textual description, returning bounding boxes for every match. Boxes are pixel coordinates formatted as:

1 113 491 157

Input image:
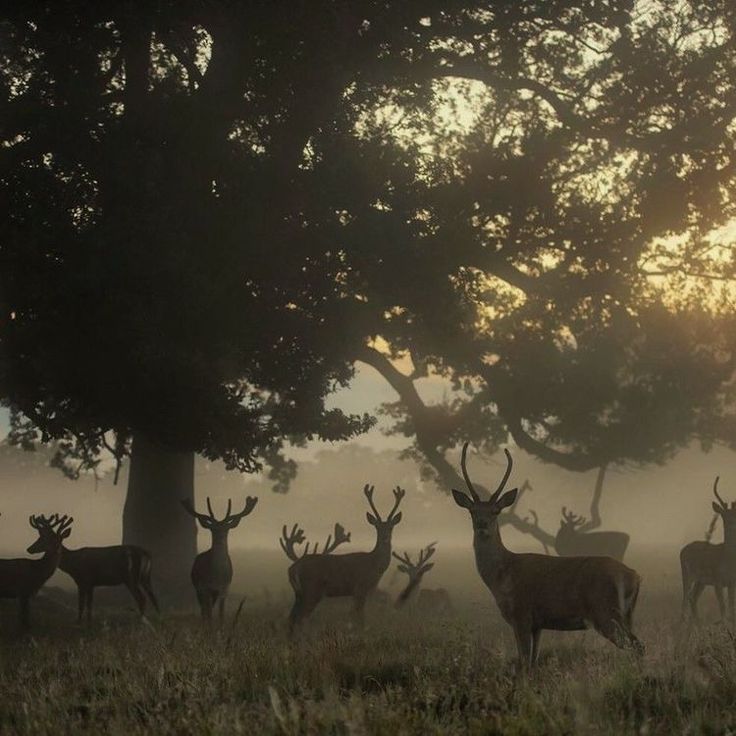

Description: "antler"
459 442 481 501
224 497 258 527
180 498 212 525
322 523 351 554
387 486 405 520
392 542 437 573
279 523 306 561
363 484 381 518
714 476 731 510
561 507 586 526
489 448 513 504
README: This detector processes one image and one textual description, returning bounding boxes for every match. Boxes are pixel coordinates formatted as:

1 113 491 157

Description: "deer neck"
208 532 231 561
473 520 511 587
722 525 736 555
370 528 393 571
39 546 63 577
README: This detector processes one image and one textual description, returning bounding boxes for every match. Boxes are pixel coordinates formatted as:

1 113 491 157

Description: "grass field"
0 577 734 736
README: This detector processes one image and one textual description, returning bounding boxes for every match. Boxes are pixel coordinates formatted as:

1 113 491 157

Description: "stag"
181 495 258 621
285 484 405 633
0 514 73 628
452 443 643 668
555 507 630 561
27 516 158 623
393 542 452 613
680 477 736 624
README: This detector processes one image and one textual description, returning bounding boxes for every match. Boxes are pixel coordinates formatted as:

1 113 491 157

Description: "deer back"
555 527 630 561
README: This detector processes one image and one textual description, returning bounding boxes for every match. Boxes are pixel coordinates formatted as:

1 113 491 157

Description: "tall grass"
0 585 734 735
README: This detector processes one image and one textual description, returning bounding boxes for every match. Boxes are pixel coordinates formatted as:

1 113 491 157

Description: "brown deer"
393 542 452 613
284 484 405 633
27 517 159 623
451 443 643 668
181 495 258 621
0 514 73 628
680 476 736 624
556 507 630 561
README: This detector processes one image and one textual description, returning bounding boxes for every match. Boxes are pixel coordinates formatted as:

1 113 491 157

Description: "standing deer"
27 516 159 623
0 514 73 628
393 542 452 613
284 484 405 633
181 496 258 621
680 477 736 624
555 507 630 561
451 443 643 668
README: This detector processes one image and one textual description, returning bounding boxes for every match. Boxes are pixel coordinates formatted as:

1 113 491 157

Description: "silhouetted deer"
393 542 452 613
0 514 73 628
680 477 736 624
452 443 643 668
284 484 405 633
280 522 351 560
555 507 630 561
181 496 258 621
28 516 158 623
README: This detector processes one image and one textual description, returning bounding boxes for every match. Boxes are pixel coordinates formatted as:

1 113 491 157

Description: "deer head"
181 496 258 545
559 507 587 532
27 514 73 555
364 484 405 542
451 443 518 539
393 542 437 583
712 476 736 535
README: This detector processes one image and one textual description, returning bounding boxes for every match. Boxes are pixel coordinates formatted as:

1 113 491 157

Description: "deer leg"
218 592 227 624
19 597 30 630
512 624 533 671
289 591 321 636
353 594 367 629
715 586 727 621
86 588 94 624
125 581 147 618
77 586 86 624
530 629 543 666
689 581 705 624
141 578 160 615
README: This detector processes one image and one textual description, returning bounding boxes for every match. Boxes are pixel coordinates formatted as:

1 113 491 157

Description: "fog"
1 437 732 602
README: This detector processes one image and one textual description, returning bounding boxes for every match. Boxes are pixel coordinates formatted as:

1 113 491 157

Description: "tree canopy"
2 1 736 499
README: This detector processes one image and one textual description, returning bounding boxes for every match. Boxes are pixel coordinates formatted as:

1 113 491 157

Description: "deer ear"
391 512 402 525
713 502 724 515
423 563 435 573
366 512 378 526
452 489 472 509
496 488 518 510
61 528 72 539
397 564 409 573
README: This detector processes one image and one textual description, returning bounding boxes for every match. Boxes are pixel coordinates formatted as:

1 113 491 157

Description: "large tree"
2 0 736 588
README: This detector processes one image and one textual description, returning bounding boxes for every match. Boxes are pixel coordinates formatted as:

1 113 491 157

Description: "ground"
0 579 733 735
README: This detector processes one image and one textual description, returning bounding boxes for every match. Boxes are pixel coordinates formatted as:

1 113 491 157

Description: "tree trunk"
123 434 197 606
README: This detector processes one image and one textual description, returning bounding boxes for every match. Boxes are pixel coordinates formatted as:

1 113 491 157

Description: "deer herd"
0 444 732 669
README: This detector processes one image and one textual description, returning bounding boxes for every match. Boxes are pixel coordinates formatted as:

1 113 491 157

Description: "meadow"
0 552 733 736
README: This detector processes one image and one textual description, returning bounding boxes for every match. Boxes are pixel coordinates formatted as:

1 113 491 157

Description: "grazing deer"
452 443 643 668
27 516 159 623
0 514 73 628
680 477 736 624
555 507 630 561
181 496 258 621
279 522 352 560
393 542 452 613
284 484 405 633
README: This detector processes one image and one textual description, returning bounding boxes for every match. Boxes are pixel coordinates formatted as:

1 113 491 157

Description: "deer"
27 515 159 623
0 514 73 628
283 484 405 633
680 476 736 625
555 507 630 561
393 542 453 613
180 495 258 621
451 443 643 669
